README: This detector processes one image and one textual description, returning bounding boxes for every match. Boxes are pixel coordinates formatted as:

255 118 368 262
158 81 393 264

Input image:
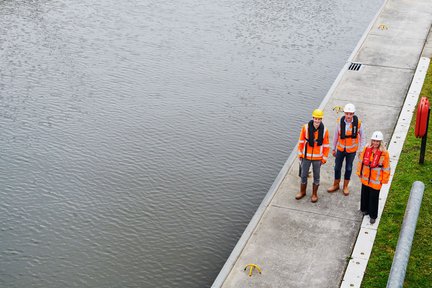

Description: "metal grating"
348 62 362 71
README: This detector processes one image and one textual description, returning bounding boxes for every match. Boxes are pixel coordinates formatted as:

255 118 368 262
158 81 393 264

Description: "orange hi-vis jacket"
336 118 362 153
356 146 391 190
298 123 330 163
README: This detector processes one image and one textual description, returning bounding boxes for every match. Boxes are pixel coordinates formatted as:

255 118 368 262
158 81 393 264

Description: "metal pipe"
386 181 425 288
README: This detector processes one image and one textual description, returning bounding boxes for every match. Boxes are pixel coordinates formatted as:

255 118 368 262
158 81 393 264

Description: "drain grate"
348 62 362 71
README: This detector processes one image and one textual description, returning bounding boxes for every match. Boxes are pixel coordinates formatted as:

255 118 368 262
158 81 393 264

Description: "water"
0 0 382 287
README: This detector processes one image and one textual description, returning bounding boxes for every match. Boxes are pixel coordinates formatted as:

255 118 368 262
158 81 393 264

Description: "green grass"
361 62 432 287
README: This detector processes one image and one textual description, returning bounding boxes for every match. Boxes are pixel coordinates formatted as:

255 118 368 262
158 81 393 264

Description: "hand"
332 150 336 157
321 160 326 165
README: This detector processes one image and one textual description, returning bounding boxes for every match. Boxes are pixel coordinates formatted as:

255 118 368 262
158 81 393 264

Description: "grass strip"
361 62 432 287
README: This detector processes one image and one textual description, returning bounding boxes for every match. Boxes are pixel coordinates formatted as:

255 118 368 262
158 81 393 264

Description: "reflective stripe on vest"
361 176 381 185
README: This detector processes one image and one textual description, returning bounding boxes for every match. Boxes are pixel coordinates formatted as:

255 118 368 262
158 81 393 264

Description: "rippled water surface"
0 0 382 287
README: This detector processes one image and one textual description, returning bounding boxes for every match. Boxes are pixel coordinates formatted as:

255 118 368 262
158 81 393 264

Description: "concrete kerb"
340 57 431 288
210 1 389 287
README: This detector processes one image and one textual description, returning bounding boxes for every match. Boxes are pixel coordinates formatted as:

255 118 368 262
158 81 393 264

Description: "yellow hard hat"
312 109 324 118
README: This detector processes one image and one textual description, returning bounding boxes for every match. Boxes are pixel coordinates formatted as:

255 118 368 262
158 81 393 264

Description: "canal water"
0 0 382 287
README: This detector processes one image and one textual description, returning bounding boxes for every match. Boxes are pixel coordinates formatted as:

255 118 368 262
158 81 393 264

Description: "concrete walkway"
212 0 432 287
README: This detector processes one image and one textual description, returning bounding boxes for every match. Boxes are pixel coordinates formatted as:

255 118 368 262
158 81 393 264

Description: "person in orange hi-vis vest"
356 131 390 224
327 103 365 196
295 109 330 203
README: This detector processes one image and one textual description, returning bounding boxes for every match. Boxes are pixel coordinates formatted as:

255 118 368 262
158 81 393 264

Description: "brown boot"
295 183 307 200
327 179 340 193
343 180 350 196
311 184 319 203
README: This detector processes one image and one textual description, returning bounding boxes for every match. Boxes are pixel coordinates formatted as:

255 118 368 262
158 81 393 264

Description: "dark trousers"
334 149 356 180
360 184 380 219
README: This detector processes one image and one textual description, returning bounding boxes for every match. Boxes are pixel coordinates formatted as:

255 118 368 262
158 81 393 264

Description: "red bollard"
415 97 430 164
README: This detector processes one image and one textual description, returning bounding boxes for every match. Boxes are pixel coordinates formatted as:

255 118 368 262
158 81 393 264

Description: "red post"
419 107 430 164
415 97 430 164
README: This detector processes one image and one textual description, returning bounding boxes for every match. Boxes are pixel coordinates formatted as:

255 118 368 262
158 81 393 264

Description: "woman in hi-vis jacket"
356 131 391 224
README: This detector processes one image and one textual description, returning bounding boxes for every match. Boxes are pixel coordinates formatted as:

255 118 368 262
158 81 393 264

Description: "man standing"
296 109 330 203
327 103 365 195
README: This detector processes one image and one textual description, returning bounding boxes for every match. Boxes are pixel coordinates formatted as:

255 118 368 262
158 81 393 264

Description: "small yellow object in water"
244 264 262 277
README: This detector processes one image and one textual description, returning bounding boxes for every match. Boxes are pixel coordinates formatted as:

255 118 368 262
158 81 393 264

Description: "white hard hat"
344 103 356 113
371 131 384 141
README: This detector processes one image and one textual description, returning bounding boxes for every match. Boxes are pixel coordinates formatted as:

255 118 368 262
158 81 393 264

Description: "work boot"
311 184 319 203
295 183 307 200
327 179 340 193
343 180 350 196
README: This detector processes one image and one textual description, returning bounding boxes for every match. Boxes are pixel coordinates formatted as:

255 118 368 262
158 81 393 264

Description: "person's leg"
334 150 345 180
328 150 344 192
312 160 321 185
369 187 380 220
296 159 312 200
342 152 356 195
344 152 356 180
311 160 321 203
360 184 369 214
300 159 312 184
